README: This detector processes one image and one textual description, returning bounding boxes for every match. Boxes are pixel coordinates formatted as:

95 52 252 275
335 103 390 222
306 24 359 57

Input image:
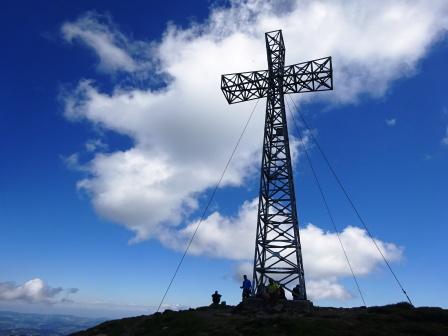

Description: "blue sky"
1 0 448 318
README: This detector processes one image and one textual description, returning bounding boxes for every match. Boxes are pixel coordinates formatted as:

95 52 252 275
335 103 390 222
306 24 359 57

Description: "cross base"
236 297 313 314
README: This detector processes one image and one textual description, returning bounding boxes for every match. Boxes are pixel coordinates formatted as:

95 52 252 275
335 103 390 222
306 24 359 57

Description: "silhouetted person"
292 284 301 300
212 290 222 304
278 285 286 300
267 279 279 303
240 275 252 299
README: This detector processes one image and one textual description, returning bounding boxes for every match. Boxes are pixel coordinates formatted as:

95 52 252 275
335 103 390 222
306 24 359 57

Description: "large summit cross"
221 30 333 299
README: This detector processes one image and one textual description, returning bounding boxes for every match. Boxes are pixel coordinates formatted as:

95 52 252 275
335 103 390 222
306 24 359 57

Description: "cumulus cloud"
0 279 78 304
161 199 258 259
60 1 446 299
307 279 352 300
61 0 448 241
170 198 401 300
61 11 150 74
385 118 397 127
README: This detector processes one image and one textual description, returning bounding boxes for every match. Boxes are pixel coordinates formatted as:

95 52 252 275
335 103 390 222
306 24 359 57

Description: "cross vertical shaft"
252 30 306 298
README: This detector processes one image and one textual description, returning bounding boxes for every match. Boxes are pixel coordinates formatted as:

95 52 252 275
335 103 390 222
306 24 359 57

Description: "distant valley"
0 310 106 336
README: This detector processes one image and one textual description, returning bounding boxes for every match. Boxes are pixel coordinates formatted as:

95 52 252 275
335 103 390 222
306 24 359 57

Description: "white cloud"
307 279 352 300
165 198 401 300
385 118 397 127
85 138 107 152
60 1 446 299
0 279 78 304
160 199 257 259
61 12 149 74
61 1 448 242
63 153 83 171
301 223 402 278
442 126 448 145
233 261 253 283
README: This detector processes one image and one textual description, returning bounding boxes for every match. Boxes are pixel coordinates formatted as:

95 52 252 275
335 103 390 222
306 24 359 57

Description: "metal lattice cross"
221 30 333 299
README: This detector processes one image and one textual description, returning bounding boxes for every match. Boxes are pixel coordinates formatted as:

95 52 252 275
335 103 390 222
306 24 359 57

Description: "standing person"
212 290 222 304
240 275 252 299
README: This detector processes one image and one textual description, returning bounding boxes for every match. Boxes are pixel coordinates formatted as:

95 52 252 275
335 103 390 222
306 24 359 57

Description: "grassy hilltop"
71 302 448 336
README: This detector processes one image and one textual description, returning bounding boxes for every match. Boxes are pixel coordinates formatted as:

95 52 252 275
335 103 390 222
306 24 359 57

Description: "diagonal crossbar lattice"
221 59 332 104
221 30 333 300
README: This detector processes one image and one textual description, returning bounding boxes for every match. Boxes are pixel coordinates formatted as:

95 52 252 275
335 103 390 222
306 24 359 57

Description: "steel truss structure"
221 30 333 299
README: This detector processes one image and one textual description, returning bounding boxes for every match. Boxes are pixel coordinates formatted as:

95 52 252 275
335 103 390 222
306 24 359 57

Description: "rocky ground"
71 302 448 336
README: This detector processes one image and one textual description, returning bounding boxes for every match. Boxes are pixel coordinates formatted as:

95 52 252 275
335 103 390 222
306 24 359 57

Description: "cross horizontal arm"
283 56 333 95
221 69 269 105
221 56 333 104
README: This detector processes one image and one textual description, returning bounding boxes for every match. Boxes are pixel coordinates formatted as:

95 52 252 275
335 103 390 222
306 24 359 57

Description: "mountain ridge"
71 302 448 336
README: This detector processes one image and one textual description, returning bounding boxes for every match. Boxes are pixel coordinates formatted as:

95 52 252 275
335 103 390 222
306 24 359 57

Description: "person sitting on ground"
267 279 279 302
240 275 252 299
212 290 222 305
278 285 286 300
292 284 301 300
